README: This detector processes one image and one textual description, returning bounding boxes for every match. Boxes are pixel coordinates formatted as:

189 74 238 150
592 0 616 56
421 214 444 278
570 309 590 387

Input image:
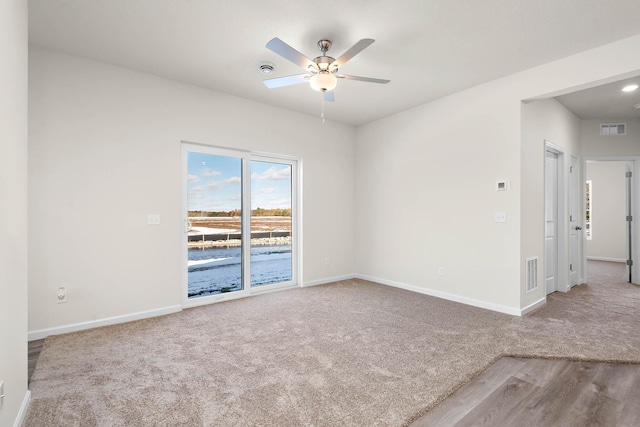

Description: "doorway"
545 149 559 294
544 141 573 295
569 155 581 287
181 142 299 308
584 159 635 284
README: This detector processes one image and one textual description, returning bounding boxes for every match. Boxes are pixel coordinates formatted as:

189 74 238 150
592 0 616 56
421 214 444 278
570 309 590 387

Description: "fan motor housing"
313 56 336 71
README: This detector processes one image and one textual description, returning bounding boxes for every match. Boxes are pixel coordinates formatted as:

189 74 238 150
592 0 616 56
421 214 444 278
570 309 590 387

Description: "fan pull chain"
321 92 325 124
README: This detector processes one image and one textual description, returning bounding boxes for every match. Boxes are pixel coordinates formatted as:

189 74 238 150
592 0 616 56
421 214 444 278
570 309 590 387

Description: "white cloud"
189 187 205 199
205 181 224 190
189 181 223 198
202 168 222 177
187 174 199 183
252 166 290 181
259 187 277 194
252 197 291 209
225 176 241 184
268 198 291 207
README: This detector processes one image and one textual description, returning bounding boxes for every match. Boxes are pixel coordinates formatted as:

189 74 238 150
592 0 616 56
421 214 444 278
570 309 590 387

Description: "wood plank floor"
411 357 640 426
30 337 640 425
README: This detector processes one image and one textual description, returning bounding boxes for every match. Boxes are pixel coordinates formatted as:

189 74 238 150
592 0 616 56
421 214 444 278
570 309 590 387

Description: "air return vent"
600 123 626 135
526 257 538 293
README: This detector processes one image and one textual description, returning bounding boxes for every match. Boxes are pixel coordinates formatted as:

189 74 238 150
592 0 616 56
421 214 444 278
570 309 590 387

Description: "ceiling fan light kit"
262 36 390 120
310 71 337 92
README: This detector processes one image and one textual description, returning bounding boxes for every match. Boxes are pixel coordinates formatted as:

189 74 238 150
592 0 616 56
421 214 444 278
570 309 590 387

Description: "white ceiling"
29 0 640 126
556 76 640 120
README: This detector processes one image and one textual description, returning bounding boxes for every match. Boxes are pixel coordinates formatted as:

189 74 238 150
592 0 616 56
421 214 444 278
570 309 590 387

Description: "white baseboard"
28 305 182 341
356 274 522 316
28 274 531 341
521 297 546 315
13 390 30 427
303 274 356 288
587 256 626 263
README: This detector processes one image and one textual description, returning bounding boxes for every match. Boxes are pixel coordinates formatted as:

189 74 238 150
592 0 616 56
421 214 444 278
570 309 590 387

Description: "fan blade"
266 38 317 70
263 74 311 89
332 39 375 68
337 75 390 84
324 91 335 103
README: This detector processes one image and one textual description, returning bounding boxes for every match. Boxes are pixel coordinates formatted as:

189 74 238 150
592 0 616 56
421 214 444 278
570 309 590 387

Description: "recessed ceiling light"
622 84 638 92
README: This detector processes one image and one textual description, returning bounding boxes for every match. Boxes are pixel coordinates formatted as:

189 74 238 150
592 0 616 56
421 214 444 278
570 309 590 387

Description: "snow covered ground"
188 226 237 235
188 244 292 298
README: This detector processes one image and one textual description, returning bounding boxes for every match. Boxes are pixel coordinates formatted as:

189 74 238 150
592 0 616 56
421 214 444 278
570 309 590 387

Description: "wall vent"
526 257 538 293
600 123 626 135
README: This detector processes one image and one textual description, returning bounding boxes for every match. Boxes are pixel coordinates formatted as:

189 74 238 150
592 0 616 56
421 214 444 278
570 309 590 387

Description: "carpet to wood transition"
25 261 640 426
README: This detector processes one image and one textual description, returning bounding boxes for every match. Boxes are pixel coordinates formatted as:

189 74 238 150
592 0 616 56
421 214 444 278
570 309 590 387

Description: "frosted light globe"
310 72 337 92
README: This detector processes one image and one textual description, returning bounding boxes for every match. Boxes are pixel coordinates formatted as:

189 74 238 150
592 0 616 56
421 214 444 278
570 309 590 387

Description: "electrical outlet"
324 257 329 266
57 287 67 303
438 267 446 277
494 211 507 223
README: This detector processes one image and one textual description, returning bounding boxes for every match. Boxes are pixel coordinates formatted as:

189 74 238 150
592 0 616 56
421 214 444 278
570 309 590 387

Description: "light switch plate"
147 214 161 225
495 211 507 223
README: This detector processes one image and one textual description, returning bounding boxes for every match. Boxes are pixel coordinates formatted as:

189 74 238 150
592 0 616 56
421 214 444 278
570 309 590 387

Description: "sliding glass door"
182 143 297 307
185 150 245 298
250 159 293 288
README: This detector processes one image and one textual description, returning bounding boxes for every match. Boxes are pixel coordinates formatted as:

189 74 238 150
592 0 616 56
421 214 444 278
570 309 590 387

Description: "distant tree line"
188 208 291 217
253 207 291 217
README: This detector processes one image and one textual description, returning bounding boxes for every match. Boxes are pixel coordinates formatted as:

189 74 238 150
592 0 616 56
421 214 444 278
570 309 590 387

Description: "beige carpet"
25 261 640 426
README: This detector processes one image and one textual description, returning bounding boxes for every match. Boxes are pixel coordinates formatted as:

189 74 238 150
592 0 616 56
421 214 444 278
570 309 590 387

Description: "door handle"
575 226 582 231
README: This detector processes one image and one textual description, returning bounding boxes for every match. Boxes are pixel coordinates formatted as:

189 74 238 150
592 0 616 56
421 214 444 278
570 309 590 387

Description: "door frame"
545 141 570 294
250 153 300 295
180 141 302 308
569 154 580 287
583 156 640 285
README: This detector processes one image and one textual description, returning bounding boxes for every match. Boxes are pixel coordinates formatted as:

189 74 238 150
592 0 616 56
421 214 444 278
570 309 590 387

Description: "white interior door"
569 155 580 286
545 150 559 294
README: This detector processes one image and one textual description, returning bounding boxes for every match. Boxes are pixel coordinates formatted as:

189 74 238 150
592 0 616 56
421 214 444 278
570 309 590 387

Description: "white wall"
521 98 581 308
586 161 628 261
581 118 640 157
356 34 640 314
355 81 522 312
0 0 29 425
28 49 356 334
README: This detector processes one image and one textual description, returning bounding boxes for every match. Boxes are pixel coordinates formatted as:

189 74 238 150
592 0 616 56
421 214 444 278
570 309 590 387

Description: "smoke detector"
258 63 275 75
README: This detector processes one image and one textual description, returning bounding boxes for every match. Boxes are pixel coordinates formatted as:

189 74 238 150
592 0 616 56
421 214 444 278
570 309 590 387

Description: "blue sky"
187 152 291 212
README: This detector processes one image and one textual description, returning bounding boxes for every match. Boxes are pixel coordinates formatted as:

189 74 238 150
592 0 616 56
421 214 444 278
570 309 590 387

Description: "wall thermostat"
496 180 510 191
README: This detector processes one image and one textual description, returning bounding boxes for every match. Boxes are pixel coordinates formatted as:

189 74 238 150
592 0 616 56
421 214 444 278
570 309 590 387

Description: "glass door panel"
250 160 293 287
186 151 244 299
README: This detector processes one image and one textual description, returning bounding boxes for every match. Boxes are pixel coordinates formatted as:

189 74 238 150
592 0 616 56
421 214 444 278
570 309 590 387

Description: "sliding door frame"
181 141 301 308
250 154 299 294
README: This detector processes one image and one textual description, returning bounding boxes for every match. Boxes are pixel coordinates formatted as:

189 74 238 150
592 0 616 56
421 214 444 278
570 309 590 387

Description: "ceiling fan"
262 37 390 102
